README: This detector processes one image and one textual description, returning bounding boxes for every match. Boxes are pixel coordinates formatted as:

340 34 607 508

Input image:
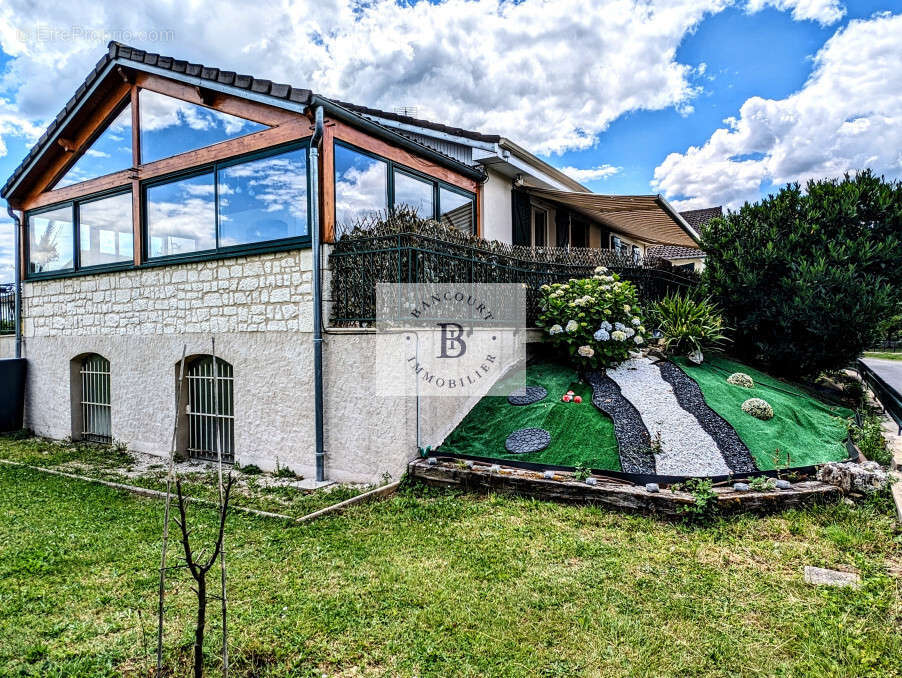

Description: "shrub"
727 372 754 388
852 414 892 466
742 398 774 420
648 293 727 357
537 267 646 369
702 171 902 377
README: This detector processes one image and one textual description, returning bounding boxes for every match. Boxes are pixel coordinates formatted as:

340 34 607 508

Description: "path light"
652 328 664 339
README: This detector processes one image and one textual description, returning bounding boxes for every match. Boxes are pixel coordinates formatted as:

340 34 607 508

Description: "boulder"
817 461 889 494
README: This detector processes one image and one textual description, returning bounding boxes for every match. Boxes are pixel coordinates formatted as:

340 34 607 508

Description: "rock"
733 482 750 491
489 464 501 473
508 386 548 406
505 428 551 454
585 477 598 486
775 479 791 490
687 350 704 365
817 461 889 494
645 483 660 493
426 457 437 466
803 565 860 588
543 470 555 479
465 460 475 468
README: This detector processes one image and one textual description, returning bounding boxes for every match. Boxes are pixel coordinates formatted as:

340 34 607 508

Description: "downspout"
308 106 326 482
6 205 21 359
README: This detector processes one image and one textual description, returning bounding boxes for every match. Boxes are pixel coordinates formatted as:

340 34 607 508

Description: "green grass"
864 352 902 361
674 354 854 471
436 361 621 470
1 455 901 677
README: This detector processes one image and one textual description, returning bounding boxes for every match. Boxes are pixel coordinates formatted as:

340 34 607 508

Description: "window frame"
333 139 476 235
25 185 135 281
142 140 312 267
531 206 548 248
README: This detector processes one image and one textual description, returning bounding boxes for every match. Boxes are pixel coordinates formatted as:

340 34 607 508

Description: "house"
646 207 722 272
1 42 698 483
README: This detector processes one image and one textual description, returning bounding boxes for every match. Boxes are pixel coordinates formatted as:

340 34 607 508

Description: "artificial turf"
436 361 622 470
673 354 854 471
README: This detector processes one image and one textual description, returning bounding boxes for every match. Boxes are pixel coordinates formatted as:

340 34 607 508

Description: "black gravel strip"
585 371 656 474
505 428 552 454
656 360 759 473
508 386 548 406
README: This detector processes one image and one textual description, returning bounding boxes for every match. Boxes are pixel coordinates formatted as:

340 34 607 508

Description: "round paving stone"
507 385 548 406
505 427 551 454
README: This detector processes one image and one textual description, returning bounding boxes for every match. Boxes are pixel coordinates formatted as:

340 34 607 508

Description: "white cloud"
558 164 622 183
0 0 835 163
652 12 902 210
746 0 845 25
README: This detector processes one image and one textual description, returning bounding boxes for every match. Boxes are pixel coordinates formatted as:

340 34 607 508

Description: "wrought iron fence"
0 283 13 336
329 228 700 327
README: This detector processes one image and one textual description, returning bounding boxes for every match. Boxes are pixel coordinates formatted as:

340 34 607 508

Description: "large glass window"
146 172 217 258
393 170 433 218
54 104 133 189
218 148 308 247
28 206 75 274
79 192 134 267
334 144 388 232
139 90 269 164
439 187 474 232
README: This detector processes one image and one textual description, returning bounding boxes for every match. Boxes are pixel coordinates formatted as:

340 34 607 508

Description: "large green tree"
701 171 902 377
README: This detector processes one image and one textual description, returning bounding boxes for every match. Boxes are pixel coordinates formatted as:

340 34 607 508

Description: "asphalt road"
862 357 902 394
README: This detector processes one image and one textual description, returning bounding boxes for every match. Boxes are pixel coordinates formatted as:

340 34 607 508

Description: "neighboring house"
1 42 698 482
647 207 722 272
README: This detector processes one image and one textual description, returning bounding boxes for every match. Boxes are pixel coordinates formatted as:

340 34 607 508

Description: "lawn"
1 448 901 676
864 352 902 361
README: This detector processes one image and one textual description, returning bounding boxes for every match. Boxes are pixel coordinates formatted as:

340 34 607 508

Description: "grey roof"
334 101 501 145
679 206 723 230
646 244 705 260
2 42 484 199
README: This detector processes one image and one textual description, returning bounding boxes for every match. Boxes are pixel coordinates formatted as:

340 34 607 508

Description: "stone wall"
0 335 14 359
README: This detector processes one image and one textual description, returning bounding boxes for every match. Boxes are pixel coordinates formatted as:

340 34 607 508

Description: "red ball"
573 395 582 403
562 395 572 402
566 390 574 396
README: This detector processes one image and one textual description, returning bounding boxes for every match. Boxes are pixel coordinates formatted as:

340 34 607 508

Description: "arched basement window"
185 356 234 462
80 354 111 443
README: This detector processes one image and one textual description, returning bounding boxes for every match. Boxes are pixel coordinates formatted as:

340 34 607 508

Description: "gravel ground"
657 360 759 473
607 358 731 476
585 371 656 474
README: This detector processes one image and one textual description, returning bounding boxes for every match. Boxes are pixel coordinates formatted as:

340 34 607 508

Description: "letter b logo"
437 322 467 358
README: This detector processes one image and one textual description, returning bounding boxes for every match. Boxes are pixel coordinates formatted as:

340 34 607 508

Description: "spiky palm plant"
650 293 728 356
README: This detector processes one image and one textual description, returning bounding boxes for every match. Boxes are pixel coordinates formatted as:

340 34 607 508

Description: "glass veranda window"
78 192 134 267
54 104 133 189
334 144 388 234
393 170 433 218
439 187 474 233
28 205 75 274
146 172 217 258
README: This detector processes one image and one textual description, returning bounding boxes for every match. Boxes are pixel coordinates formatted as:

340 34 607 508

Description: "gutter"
6 205 21 359
656 194 700 244
309 106 326 482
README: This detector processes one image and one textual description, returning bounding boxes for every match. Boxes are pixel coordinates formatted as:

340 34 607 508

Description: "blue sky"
1 0 901 282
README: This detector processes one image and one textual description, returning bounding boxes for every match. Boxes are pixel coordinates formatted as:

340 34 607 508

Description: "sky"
1 0 901 282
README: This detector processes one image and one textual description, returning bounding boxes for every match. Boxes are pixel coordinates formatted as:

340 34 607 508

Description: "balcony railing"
0 284 14 336
329 218 699 327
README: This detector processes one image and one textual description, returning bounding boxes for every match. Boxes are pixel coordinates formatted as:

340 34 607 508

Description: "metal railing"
0 283 13 336
857 358 902 435
186 357 235 462
80 354 112 443
329 230 699 326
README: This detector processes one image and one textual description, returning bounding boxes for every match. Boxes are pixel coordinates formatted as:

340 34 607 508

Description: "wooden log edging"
0 459 399 524
409 458 841 517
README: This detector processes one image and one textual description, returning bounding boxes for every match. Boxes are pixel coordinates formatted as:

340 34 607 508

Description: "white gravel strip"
607 358 731 476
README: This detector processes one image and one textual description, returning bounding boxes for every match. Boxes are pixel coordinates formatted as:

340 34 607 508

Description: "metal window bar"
81 354 111 443
186 357 235 462
0 283 14 336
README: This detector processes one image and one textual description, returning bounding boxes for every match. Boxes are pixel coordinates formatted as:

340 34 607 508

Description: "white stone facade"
17 248 481 484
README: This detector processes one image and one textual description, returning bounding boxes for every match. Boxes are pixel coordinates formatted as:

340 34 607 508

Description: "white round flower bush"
538 267 645 369
741 397 774 420
727 372 755 389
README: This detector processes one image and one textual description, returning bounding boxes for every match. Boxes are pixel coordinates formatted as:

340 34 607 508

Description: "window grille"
80 354 111 443
186 356 234 462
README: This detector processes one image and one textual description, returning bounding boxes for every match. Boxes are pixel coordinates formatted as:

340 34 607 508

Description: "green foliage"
675 478 719 521
571 464 591 482
649 292 727 356
852 414 892 466
537 267 646 369
701 171 902 376
237 463 262 475
748 476 776 492
273 462 298 479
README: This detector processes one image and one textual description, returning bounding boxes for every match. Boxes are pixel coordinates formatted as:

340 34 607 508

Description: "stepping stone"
508 386 548 406
505 428 551 454
803 566 860 588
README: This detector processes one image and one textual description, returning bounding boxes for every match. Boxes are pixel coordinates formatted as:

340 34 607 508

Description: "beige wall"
482 167 513 243
0 335 14 359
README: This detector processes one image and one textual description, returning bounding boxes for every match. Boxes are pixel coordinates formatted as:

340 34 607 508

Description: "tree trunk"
194 574 206 678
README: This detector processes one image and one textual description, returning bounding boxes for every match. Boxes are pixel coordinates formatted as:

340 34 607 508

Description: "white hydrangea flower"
565 320 578 333
599 320 612 331
624 327 635 338
578 345 595 357
594 266 609 274
594 329 610 341
549 324 563 335
540 284 551 293
631 317 641 326
623 304 631 313
611 330 627 341
614 322 627 332
639 326 646 334
634 335 644 345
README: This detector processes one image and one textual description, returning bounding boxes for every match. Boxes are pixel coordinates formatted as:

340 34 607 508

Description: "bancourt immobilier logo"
374 283 526 399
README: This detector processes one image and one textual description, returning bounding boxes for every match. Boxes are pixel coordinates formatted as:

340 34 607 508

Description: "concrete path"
862 357 902 394
607 358 731 476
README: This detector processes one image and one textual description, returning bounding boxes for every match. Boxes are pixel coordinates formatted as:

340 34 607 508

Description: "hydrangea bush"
537 267 646 369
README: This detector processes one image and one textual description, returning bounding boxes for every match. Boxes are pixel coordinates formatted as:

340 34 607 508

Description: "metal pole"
156 344 187 676
309 106 326 482
210 338 229 677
